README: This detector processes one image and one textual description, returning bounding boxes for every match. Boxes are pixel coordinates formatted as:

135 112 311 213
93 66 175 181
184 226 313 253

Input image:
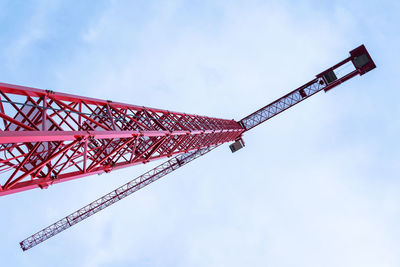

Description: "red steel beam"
0 83 244 196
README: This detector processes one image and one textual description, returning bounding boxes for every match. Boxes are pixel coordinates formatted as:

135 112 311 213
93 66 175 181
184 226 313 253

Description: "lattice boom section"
20 146 217 251
240 78 326 130
0 83 244 196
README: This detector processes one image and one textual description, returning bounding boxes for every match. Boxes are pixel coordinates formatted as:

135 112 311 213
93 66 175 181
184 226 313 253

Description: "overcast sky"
1 0 399 266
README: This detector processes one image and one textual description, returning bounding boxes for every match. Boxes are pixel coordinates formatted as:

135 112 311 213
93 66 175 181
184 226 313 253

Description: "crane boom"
20 145 219 251
240 45 375 131
20 44 376 251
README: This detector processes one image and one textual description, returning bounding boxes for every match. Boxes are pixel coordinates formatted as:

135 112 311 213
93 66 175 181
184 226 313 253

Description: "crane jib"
230 44 376 153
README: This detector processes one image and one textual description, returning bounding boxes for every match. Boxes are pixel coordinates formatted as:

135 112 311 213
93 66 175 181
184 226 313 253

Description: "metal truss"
20 146 218 251
240 77 326 130
240 45 376 130
0 83 244 196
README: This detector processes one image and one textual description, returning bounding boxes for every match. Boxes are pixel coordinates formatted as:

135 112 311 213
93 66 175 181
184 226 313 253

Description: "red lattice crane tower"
0 45 376 251
0 84 244 196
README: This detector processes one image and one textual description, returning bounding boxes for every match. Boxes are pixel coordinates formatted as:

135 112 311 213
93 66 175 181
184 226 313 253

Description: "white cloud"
3 0 60 70
2 1 399 267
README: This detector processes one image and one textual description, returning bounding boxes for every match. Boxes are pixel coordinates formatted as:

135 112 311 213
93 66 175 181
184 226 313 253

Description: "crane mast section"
239 44 376 131
20 145 218 251
0 83 244 196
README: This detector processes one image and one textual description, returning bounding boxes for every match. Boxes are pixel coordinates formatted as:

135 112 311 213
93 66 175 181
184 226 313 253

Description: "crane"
3 45 375 251
0 85 243 196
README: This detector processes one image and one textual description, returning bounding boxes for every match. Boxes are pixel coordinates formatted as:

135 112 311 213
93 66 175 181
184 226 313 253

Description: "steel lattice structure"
20 146 218 251
0 84 243 196
0 44 376 251
240 45 375 130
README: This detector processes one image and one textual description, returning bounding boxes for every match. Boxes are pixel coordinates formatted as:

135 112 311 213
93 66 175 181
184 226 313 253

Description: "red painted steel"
19 44 376 251
0 83 244 196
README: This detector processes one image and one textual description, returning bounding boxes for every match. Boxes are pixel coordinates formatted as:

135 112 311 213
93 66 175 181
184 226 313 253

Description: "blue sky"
0 0 399 266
